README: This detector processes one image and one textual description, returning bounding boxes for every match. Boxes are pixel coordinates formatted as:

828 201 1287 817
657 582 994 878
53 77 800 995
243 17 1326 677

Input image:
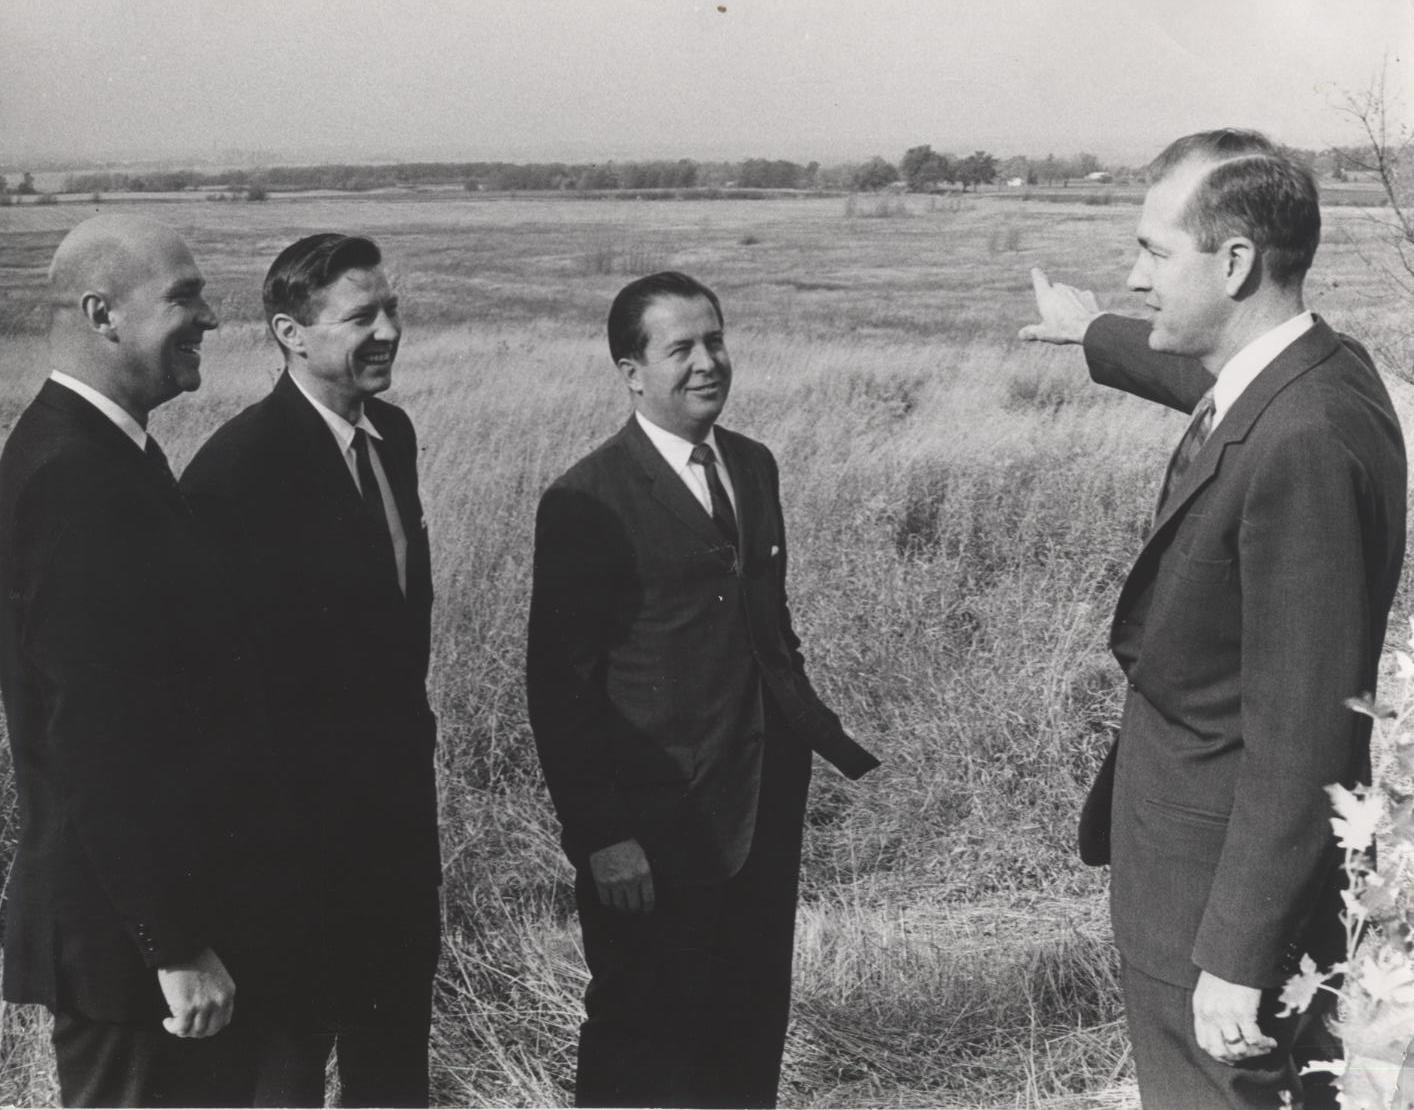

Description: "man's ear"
1221 237 1258 298
270 313 305 358
617 357 644 395
79 292 117 340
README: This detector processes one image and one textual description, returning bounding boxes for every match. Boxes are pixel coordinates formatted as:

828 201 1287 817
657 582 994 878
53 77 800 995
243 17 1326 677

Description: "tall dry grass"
0 194 1409 1106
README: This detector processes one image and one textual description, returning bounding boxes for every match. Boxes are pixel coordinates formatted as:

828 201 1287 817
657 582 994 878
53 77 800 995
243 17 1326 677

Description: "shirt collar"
1212 311 1315 426
49 372 147 450
288 372 382 449
634 410 721 471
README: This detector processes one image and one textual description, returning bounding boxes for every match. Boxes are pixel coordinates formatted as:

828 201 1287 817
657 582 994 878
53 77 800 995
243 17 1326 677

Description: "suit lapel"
1115 319 1343 637
271 373 408 597
1136 319 1343 559
36 380 186 513
272 372 366 513
620 417 731 552
713 426 755 556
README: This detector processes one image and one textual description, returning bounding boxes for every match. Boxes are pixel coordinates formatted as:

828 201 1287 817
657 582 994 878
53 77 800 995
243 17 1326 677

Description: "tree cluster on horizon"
15 139 1393 200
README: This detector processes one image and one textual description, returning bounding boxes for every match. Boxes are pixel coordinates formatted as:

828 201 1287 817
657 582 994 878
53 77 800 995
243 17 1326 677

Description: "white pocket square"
770 544 780 557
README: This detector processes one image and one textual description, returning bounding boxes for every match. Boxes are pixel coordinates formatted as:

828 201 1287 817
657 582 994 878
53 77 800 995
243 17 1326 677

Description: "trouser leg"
574 726 811 1110
248 1022 332 1108
709 729 811 1109
334 1018 433 1108
52 1009 258 1108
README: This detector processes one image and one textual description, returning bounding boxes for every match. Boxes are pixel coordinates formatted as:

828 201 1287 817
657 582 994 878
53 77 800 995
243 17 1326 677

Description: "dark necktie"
1155 389 1216 518
352 428 395 555
144 435 177 487
689 442 739 549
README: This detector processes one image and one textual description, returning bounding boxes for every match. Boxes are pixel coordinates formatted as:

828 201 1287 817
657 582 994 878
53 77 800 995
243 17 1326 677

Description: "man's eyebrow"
342 296 396 318
166 277 204 296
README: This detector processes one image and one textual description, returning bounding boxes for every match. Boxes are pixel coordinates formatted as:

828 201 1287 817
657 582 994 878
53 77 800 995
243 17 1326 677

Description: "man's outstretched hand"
1019 267 1101 345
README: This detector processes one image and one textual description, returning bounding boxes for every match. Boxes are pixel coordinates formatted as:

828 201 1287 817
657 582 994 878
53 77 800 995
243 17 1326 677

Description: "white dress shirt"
289 375 409 595
49 372 147 450
635 410 738 517
1211 311 1315 429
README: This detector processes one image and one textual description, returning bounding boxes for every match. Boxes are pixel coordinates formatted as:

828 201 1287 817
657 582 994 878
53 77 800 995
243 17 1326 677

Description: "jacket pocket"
1144 795 1229 829
1170 551 1233 585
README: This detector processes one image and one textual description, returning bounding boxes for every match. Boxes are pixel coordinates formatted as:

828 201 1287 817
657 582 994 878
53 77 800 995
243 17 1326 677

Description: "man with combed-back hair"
181 233 440 1107
0 215 294 1106
1020 130 1406 1107
528 272 879 1108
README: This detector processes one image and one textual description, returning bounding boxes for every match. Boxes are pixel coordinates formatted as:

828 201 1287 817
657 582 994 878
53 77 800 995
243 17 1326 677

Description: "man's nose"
1126 256 1150 292
375 310 401 341
196 297 219 330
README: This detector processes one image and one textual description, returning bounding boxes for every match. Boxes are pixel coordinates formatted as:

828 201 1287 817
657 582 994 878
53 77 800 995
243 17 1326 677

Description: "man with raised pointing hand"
0 215 289 1106
1021 131 1405 1107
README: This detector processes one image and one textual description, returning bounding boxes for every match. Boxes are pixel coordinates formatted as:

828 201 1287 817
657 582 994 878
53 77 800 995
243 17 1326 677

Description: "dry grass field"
0 190 1410 1107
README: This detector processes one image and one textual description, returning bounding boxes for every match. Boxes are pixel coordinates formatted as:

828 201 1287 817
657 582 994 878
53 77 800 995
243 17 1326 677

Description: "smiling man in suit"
1021 130 1406 1107
0 215 293 1107
181 234 440 1107
527 271 880 1108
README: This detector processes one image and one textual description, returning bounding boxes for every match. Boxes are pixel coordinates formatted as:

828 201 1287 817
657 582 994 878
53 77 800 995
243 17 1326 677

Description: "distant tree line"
22 142 1379 201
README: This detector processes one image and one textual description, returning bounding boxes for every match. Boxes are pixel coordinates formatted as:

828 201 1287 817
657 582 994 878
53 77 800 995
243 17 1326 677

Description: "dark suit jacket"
0 381 291 1022
180 372 440 1014
1079 314 1406 989
526 417 878 882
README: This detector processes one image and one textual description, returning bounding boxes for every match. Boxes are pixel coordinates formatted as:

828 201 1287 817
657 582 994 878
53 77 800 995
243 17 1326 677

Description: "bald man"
0 216 292 1106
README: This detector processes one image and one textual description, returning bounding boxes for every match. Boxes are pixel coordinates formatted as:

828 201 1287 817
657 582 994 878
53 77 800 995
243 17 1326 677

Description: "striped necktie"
1155 389 1215 519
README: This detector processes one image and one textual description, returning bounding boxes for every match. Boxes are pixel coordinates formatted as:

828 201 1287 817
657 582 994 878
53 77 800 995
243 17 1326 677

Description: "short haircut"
607 271 724 363
1148 129 1320 286
262 233 382 332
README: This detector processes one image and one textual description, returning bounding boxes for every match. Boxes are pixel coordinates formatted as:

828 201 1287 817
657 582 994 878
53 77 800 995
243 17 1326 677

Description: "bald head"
49 215 195 317
47 215 217 422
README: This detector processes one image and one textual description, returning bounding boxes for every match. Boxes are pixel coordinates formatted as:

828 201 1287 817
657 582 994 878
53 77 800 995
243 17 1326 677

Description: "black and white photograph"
1 2 1412 1106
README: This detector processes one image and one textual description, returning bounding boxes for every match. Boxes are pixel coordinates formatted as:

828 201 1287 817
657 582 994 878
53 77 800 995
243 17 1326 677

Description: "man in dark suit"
1021 130 1406 1107
181 234 440 1108
0 214 292 1106
527 271 880 1108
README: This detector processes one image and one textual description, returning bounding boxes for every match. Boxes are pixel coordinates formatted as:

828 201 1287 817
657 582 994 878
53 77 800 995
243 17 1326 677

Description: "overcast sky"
2 0 1409 167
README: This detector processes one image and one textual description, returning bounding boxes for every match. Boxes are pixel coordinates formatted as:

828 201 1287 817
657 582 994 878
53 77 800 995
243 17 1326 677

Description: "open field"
0 191 1411 1107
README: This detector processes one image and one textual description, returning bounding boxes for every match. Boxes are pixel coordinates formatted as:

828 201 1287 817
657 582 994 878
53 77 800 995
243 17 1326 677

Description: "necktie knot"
689 443 717 468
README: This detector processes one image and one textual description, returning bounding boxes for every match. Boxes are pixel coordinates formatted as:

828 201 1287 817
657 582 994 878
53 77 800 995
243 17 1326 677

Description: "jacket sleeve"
1083 314 1215 414
1191 423 1374 985
23 463 210 968
525 483 637 861
759 447 880 781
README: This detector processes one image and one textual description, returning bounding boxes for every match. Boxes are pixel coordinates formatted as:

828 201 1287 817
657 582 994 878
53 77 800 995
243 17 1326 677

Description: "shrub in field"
1280 625 1414 1107
988 223 1024 252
